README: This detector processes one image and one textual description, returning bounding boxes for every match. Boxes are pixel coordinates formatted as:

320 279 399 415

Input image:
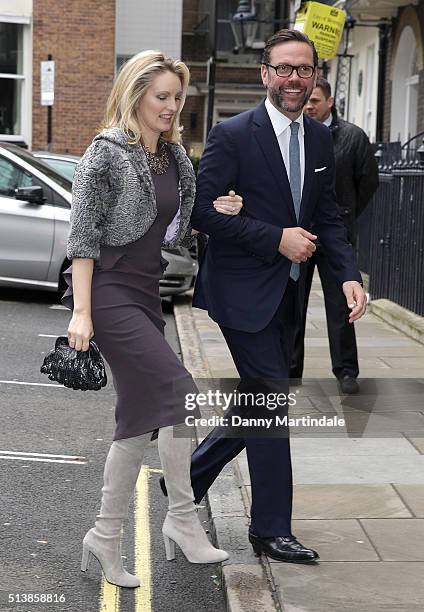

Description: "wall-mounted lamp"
231 0 258 53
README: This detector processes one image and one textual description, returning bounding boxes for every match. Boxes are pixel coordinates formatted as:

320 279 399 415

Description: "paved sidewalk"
174 276 424 612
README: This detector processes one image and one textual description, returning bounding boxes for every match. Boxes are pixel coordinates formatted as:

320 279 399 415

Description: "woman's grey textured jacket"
67 127 196 260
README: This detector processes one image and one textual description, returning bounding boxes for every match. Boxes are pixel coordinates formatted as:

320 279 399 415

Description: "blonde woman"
62 51 242 588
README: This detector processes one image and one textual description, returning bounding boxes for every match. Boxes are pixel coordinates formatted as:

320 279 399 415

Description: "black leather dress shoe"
249 530 319 563
159 476 168 497
338 375 359 394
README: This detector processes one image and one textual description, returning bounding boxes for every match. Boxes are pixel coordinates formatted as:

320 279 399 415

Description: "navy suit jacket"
191 100 362 333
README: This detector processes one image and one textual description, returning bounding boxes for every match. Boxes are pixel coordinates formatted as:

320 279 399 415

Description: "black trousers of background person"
290 246 359 381
189 279 299 538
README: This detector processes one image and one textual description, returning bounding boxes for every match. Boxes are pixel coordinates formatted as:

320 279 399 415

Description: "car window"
20 171 34 188
0 154 56 204
4 145 72 191
52 190 71 209
0 157 34 196
41 158 77 181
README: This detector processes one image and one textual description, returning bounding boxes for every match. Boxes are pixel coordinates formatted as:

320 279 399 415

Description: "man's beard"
268 86 312 113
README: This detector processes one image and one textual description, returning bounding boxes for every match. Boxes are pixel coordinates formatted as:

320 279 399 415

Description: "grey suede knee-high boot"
81 433 150 587
158 425 229 564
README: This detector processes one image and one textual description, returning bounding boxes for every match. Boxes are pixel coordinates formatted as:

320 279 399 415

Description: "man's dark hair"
262 29 319 67
315 76 332 98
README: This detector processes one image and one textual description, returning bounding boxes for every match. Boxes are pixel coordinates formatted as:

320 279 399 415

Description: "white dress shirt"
264 97 305 195
323 113 333 128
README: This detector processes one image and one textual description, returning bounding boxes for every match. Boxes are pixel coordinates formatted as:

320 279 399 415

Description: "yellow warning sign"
294 2 346 59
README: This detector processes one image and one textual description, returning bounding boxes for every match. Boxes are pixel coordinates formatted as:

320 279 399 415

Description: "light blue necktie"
289 121 301 281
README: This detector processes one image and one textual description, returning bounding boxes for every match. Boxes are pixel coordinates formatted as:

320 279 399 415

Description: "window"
390 26 419 143
0 156 33 197
41 158 77 182
10 146 72 191
0 22 24 135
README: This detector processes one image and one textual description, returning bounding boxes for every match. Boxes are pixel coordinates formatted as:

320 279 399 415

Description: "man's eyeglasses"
262 63 315 79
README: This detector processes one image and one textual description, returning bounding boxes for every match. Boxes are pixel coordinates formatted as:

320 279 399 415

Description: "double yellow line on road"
100 581 120 612
99 466 163 612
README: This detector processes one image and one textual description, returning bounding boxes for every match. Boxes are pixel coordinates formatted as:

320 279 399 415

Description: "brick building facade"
1 0 284 154
32 0 115 154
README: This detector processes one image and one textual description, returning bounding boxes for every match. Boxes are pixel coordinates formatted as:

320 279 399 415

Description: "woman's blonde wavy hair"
102 50 190 145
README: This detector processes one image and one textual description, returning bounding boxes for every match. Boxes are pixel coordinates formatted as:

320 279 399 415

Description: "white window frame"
0 16 32 147
404 73 419 143
390 26 419 144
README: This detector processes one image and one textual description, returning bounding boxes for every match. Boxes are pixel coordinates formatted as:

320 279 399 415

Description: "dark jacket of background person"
291 106 379 383
329 107 379 243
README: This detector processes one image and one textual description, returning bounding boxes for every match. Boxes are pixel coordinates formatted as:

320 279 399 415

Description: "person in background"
290 76 379 394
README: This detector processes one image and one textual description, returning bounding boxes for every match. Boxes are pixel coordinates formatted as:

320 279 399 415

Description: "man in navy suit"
186 30 366 562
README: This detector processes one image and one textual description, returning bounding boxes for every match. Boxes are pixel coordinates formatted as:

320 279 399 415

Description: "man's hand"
278 227 317 262
342 281 367 323
213 190 243 215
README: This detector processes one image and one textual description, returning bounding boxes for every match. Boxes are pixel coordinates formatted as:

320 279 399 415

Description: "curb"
368 299 424 346
360 272 424 346
173 295 279 612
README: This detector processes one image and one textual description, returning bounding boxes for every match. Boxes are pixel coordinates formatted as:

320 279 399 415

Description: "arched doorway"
390 26 419 143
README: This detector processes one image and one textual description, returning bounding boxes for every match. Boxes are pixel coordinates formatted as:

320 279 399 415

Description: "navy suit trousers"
190 280 299 537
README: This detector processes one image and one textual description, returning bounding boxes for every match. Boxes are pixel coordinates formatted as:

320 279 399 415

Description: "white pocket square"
314 166 327 173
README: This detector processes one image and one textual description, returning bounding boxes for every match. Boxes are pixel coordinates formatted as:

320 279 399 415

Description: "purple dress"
62 148 197 440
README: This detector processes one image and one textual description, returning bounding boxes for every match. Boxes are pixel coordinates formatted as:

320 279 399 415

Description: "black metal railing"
355 143 424 316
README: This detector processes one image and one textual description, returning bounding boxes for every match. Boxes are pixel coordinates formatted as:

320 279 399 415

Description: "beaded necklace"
142 139 169 175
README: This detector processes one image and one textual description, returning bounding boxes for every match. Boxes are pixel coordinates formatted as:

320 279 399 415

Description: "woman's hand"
68 258 94 351
213 190 243 216
67 311 94 352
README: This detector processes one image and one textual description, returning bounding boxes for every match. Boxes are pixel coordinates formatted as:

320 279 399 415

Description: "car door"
47 188 71 285
0 154 55 282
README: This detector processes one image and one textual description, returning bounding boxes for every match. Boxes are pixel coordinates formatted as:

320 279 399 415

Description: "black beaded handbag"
40 336 107 391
